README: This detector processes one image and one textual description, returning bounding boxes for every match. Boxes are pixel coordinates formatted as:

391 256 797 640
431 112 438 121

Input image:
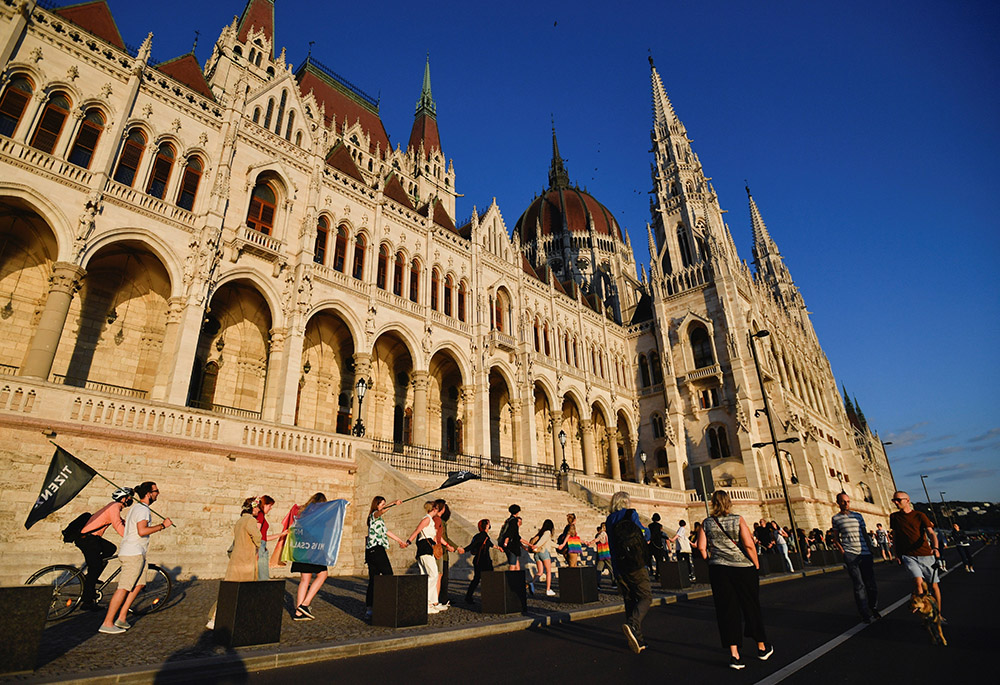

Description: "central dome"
515 185 623 245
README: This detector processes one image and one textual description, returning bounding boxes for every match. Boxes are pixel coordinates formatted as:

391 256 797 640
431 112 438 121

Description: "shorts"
902 554 939 585
118 555 148 592
291 561 327 574
535 550 551 562
506 551 520 566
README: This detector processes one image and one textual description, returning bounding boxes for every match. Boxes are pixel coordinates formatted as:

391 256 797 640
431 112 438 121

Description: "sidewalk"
8 562 852 684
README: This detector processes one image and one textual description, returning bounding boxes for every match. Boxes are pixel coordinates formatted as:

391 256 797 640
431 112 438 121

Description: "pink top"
80 502 126 538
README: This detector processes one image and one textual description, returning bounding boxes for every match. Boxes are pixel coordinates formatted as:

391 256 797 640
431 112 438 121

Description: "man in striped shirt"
831 493 880 623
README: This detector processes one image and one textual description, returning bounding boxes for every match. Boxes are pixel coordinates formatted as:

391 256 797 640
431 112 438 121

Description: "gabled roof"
382 173 414 210
325 142 365 182
409 113 441 158
154 54 216 101
236 0 275 58
418 198 457 234
54 0 125 50
629 293 654 324
552 278 568 296
296 59 390 157
521 255 541 282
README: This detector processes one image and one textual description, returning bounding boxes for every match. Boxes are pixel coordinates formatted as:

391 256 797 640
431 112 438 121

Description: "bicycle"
26 556 172 621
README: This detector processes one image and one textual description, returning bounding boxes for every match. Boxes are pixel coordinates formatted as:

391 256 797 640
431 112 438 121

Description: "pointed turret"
408 55 441 157
236 0 275 57
748 185 777 263
746 186 808 314
649 56 679 131
548 120 571 189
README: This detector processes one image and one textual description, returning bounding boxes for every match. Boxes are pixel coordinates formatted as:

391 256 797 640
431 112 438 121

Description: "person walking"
255 495 276 580
530 519 556 596
291 492 329 621
647 513 667 580
464 519 494 604
890 491 943 617
695 490 772 670
587 523 613 588
874 524 892 561
772 521 794 573
952 523 975 572
555 522 583 567
557 512 576 567
669 519 696 582
606 491 651 654
76 487 132 611
98 482 172 634
497 504 529 571
831 493 880 623
406 501 447 613
364 496 406 619
207 497 263 630
433 499 462 606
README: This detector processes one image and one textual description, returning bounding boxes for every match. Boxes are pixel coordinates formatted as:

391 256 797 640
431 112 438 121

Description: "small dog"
910 592 947 646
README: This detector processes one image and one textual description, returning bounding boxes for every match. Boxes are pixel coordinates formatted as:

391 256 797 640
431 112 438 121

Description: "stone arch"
558 392 584 471
532 379 557 467
214 268 283 329
561 385 587 419
0 184 73 261
370 322 421 366
591 400 612 476
81 229 182 299
296 308 356 433
428 340 472 381
616 408 637 481
304 299 363 348
371 330 416 444
428 348 465 454
488 365 517 463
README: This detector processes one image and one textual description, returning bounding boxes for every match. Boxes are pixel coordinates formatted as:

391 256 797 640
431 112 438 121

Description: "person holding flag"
99 482 172 635
76 487 134 611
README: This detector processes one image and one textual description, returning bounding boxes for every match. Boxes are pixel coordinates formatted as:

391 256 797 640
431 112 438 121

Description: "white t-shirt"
119 502 152 557
676 525 692 553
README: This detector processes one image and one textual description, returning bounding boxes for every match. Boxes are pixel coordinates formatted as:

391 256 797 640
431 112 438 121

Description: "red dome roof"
515 186 624 244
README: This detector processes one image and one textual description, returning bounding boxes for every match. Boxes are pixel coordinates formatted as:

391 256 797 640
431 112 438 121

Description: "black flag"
24 447 97 529
440 470 481 489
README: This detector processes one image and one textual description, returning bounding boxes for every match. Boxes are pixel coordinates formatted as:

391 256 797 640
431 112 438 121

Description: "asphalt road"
209 545 994 684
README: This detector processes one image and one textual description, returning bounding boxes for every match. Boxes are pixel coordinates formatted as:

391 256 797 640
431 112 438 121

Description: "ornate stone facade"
0 0 895 582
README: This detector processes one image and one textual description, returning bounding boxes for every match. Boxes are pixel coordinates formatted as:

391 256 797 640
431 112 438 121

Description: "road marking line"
755 560 960 685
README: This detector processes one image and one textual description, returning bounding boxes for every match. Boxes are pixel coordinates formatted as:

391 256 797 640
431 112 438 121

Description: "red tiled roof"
521 255 541 282
154 54 215 101
54 0 125 50
382 173 414 210
418 199 457 234
325 142 365 182
236 0 274 57
408 113 441 157
515 186 623 243
297 63 390 157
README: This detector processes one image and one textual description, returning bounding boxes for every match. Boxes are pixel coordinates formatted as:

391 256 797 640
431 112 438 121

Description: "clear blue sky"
95 0 999 502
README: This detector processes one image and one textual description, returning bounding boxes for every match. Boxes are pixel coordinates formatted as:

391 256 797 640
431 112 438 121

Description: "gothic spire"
408 54 441 157
235 0 275 58
649 56 679 130
548 118 570 189
747 184 776 262
414 53 436 118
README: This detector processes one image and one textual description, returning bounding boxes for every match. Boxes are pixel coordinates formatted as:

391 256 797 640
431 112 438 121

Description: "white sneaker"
98 625 126 635
546 589 556 596
114 619 131 630
428 604 442 614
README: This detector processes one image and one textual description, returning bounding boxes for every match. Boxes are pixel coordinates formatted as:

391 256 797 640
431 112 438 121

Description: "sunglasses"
891 497 907 502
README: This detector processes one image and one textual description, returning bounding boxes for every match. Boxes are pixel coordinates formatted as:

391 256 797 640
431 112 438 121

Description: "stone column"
460 384 476 457
608 427 622 481
520 395 537 466
508 398 522 463
261 328 286 421
550 409 564 470
163 300 208 405
581 418 596 475
20 262 85 379
412 370 429 447
275 325 305 425
354 352 373 435
150 297 185 401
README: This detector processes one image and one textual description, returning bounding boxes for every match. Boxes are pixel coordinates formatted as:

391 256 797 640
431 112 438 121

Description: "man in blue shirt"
606 491 651 653
831 493 880 623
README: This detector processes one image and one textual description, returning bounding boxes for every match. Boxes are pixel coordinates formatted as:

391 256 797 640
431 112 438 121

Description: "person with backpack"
464 519 495 604
70 487 133 611
695 490 772 670
606 491 651 654
497 504 530 570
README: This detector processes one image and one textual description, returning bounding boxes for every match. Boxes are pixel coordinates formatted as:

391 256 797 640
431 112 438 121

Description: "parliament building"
0 0 895 581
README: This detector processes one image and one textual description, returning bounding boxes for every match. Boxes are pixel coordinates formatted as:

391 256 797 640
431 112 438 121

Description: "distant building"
0 0 895 580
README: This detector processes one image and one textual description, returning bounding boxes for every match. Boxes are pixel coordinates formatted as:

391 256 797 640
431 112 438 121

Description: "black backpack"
612 510 647 574
62 512 92 543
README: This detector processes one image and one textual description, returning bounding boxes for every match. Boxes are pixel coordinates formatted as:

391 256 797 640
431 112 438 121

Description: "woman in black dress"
292 492 327 620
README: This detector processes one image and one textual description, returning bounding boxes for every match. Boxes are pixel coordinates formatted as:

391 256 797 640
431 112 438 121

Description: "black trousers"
75 535 116 603
648 544 667 579
365 546 393 607
465 561 493 601
439 558 450 604
708 564 767 648
615 566 652 642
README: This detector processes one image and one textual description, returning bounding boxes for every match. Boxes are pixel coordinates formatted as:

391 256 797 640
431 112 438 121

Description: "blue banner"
286 499 350 567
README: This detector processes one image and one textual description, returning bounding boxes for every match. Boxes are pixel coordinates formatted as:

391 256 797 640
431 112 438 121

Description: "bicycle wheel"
26 565 84 621
129 564 172 615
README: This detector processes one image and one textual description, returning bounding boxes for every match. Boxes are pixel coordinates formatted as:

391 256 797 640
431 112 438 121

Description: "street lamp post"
919 474 937 526
558 429 568 473
939 491 951 527
748 329 800 548
640 451 648 485
352 377 368 437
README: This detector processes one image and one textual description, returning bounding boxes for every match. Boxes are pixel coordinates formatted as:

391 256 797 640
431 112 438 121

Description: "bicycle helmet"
112 486 134 503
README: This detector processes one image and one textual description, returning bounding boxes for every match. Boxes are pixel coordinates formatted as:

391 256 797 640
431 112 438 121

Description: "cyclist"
76 487 133 611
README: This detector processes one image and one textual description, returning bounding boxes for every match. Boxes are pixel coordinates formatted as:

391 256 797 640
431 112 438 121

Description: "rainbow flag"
282 499 350 567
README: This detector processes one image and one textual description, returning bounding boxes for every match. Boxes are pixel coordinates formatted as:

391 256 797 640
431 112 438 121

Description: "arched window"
113 128 146 186
68 108 104 168
533 319 540 352
430 268 440 310
543 323 551 356
30 92 71 154
175 156 202 210
333 226 348 272
591 347 597 373
252 107 260 124
285 110 295 140
249 47 257 64
409 259 420 302
352 233 366 279
145 142 175 198
392 251 405 296
651 413 664 439
599 352 604 378
690 326 714 368
573 338 579 367
263 98 274 129
246 180 276 234
649 351 663 384
255 53 263 68
444 275 453 316
376 245 389 290
458 281 466 322
707 425 731 459
678 225 693 268
295 130 303 146
0 76 33 137
638 354 650 387
494 297 504 332
313 216 329 264
564 334 570 362
655 448 668 469
275 90 287 135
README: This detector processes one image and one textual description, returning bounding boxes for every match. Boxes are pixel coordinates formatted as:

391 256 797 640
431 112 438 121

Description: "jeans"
75 535 116 603
615 566 652 643
843 553 878 619
257 541 269 580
